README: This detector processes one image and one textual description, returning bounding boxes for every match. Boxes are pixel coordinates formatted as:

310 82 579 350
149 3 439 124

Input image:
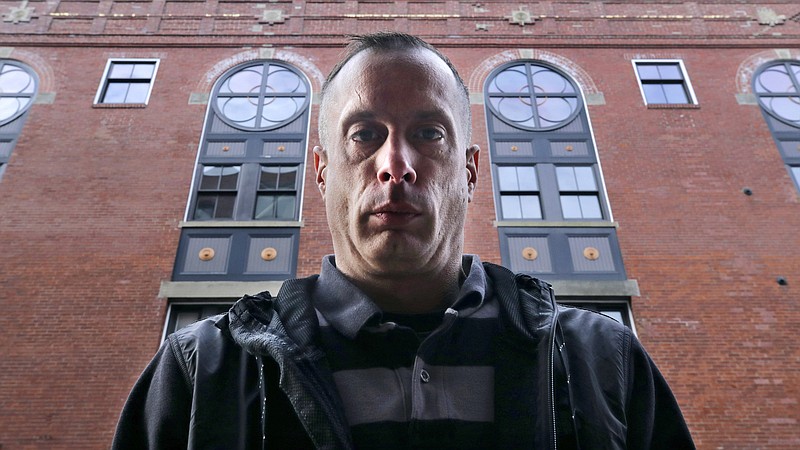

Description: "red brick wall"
1 1 799 448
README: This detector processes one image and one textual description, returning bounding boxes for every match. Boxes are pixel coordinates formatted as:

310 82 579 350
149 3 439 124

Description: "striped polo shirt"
311 255 499 449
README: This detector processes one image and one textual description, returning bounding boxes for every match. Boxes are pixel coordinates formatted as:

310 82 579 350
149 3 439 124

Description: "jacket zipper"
548 288 559 450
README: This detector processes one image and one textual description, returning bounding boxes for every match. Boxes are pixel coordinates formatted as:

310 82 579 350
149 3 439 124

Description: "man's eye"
351 130 380 142
416 128 444 140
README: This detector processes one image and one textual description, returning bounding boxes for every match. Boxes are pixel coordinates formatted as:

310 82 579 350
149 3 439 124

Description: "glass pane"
200 166 221 190
767 97 800 124
0 67 34 94
194 195 216 219
556 166 578 191
131 64 154 79
560 195 582 219
497 166 520 191
174 311 202 332
500 195 522 219
262 97 300 124
636 65 660 80
519 195 542 219
537 97 576 125
579 195 602 219
755 66 794 94
278 166 298 189
657 64 683 80
574 167 597 191
792 166 800 185
218 97 258 127
126 83 150 103
531 67 574 94
0 98 21 122
489 66 528 94
222 67 264 94
599 310 624 324
642 84 667 104
215 195 235 218
492 97 534 124
275 195 296 219
663 84 689 104
103 82 128 103
259 166 281 190
517 166 538 191
109 63 134 79
218 167 240 190
255 195 276 219
266 68 303 94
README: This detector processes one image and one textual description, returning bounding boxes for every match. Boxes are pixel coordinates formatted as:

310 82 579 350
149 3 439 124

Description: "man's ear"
465 144 480 202
313 146 327 198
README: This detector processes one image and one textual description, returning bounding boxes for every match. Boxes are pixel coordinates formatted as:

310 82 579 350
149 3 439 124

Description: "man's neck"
343 261 463 314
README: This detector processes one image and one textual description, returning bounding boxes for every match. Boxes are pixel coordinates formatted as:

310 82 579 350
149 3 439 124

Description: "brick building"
1 1 799 448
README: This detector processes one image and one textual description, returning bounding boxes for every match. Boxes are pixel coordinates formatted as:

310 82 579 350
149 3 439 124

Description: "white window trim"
631 59 698 105
93 58 161 105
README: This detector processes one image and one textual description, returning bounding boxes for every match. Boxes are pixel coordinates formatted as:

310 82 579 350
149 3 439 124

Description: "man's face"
314 48 478 279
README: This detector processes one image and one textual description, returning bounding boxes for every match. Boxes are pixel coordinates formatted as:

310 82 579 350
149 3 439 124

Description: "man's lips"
368 203 422 226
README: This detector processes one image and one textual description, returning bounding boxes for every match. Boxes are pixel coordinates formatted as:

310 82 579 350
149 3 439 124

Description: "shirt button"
420 369 430 383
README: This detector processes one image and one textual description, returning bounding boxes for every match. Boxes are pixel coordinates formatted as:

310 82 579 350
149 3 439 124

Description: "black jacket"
112 263 695 449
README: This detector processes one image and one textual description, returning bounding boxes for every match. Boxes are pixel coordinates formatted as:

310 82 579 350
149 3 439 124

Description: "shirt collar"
312 254 489 339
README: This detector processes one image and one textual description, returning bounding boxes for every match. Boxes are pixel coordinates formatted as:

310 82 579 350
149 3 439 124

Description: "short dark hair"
319 32 471 145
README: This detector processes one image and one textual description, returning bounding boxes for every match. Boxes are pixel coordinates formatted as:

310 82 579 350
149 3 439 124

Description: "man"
113 33 695 449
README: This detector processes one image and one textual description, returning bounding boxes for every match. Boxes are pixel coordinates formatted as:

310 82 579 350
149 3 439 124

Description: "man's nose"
376 137 417 184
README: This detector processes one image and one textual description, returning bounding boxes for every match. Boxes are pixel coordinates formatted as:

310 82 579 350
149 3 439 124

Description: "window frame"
0 60 39 181
632 59 698 106
93 58 160 106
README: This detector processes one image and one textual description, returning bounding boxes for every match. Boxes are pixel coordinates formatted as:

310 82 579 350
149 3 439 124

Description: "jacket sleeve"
111 338 192 449
625 336 695 450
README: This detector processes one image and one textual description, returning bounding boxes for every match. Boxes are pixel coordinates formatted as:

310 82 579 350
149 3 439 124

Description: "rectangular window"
556 166 602 219
497 165 542 220
164 303 232 338
194 165 240 220
558 300 633 330
791 166 800 190
633 60 696 105
255 165 300 220
94 59 159 105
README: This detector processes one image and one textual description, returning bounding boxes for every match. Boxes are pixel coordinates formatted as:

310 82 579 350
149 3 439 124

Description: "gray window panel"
792 166 800 186
0 163 5 179
0 97 30 123
498 166 537 191
559 301 632 329
557 166 597 192
173 228 300 281
195 194 236 219
206 142 247 157
560 195 582 219
657 64 683 80
500 195 522 219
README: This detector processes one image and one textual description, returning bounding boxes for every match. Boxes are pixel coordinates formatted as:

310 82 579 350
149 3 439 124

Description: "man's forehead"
331 47 457 91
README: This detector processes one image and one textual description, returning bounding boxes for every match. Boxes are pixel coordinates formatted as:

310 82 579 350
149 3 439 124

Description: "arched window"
173 60 311 282
0 60 38 180
485 61 628 283
754 61 800 191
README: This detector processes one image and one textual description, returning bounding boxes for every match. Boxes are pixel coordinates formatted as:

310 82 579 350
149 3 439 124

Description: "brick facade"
1 1 799 448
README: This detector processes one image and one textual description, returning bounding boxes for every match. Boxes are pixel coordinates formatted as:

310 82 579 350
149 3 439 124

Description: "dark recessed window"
95 59 159 105
164 303 232 337
194 166 240 220
559 300 633 329
634 60 696 105
255 165 300 220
